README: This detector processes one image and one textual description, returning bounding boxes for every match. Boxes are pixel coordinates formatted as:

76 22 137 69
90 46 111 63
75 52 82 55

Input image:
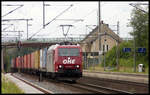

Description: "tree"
129 5 148 48
129 4 149 64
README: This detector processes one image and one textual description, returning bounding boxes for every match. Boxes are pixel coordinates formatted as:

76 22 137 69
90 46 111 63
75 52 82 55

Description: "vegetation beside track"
100 41 149 74
1 73 24 94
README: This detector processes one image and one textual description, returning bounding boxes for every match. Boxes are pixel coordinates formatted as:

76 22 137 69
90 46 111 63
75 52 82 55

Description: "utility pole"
1 49 4 73
18 30 21 73
43 1 45 29
133 28 136 72
104 32 106 71
26 19 32 40
98 1 102 69
27 19 29 40
116 21 119 70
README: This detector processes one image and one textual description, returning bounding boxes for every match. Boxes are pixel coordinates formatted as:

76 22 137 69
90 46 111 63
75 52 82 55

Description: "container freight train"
11 44 82 81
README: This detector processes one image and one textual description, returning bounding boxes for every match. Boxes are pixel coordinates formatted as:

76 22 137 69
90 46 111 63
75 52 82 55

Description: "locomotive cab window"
58 48 79 56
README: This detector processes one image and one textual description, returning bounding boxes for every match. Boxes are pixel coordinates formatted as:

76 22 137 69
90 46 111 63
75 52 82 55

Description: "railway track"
42 77 133 94
78 76 148 93
38 74 133 93
11 73 53 94
11 73 145 94
61 81 134 94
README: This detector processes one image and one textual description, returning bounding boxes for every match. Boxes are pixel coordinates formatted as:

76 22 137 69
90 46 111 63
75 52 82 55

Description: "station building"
79 21 123 64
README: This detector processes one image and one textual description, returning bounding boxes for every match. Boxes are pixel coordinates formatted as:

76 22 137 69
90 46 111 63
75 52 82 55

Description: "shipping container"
19 56 21 69
30 53 32 69
34 51 38 69
20 56 22 69
33 51 36 69
26 54 29 69
31 52 34 69
21 56 24 69
34 50 40 69
38 50 40 69
15 58 17 68
27 54 30 69
13 58 16 68
46 47 55 72
26 54 28 69
11 58 13 68
40 49 43 69
24 55 26 69
16 57 19 68
17 57 19 69
15 57 17 68
18 56 20 69
18 57 20 68
29 53 31 69
42 48 47 69
23 55 24 69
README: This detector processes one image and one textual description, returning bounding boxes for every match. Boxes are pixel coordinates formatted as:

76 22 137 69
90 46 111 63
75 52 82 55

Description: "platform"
4 73 44 94
83 70 148 84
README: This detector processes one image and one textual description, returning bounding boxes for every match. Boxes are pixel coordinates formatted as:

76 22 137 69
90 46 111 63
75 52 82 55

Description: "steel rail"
77 83 134 94
60 81 134 94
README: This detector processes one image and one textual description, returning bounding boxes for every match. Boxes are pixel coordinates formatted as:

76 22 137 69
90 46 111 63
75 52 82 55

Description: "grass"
1 73 24 94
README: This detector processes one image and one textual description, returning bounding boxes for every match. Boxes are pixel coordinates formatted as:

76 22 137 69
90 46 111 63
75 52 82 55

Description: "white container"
42 48 47 69
40 49 43 69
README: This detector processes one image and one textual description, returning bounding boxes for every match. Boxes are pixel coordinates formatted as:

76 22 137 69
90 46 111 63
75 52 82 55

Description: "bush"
101 41 148 69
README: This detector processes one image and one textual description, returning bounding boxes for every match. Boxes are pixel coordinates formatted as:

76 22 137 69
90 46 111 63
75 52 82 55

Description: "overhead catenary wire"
2 24 14 31
2 4 24 17
81 8 97 19
28 4 73 40
129 3 148 13
44 4 73 28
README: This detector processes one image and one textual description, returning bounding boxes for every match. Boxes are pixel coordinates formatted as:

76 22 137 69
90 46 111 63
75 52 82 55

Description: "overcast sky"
1 1 149 40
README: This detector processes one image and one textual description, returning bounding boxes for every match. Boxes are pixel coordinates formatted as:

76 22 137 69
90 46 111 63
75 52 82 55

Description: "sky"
1 1 149 41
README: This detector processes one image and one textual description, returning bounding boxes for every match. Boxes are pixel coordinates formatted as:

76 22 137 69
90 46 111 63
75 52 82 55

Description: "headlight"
58 65 62 69
75 65 80 68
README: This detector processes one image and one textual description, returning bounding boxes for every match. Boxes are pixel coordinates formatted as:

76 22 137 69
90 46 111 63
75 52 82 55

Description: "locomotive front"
55 45 82 80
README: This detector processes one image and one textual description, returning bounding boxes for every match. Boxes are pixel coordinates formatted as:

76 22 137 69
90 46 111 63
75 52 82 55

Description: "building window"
103 45 105 51
107 45 109 51
103 44 108 52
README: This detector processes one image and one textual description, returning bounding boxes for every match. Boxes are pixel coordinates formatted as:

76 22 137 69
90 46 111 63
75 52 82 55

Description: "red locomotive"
11 44 82 82
46 44 82 81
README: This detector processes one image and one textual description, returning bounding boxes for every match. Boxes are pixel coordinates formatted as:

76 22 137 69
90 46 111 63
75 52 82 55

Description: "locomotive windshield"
58 48 79 56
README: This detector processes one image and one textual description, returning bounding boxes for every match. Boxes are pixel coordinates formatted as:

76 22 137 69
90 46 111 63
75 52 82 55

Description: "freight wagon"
11 44 82 82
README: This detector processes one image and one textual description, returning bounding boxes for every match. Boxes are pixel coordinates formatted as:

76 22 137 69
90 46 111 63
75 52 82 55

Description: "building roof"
80 22 123 44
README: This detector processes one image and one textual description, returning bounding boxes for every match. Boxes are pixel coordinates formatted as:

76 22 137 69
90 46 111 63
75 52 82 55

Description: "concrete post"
1 48 4 72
